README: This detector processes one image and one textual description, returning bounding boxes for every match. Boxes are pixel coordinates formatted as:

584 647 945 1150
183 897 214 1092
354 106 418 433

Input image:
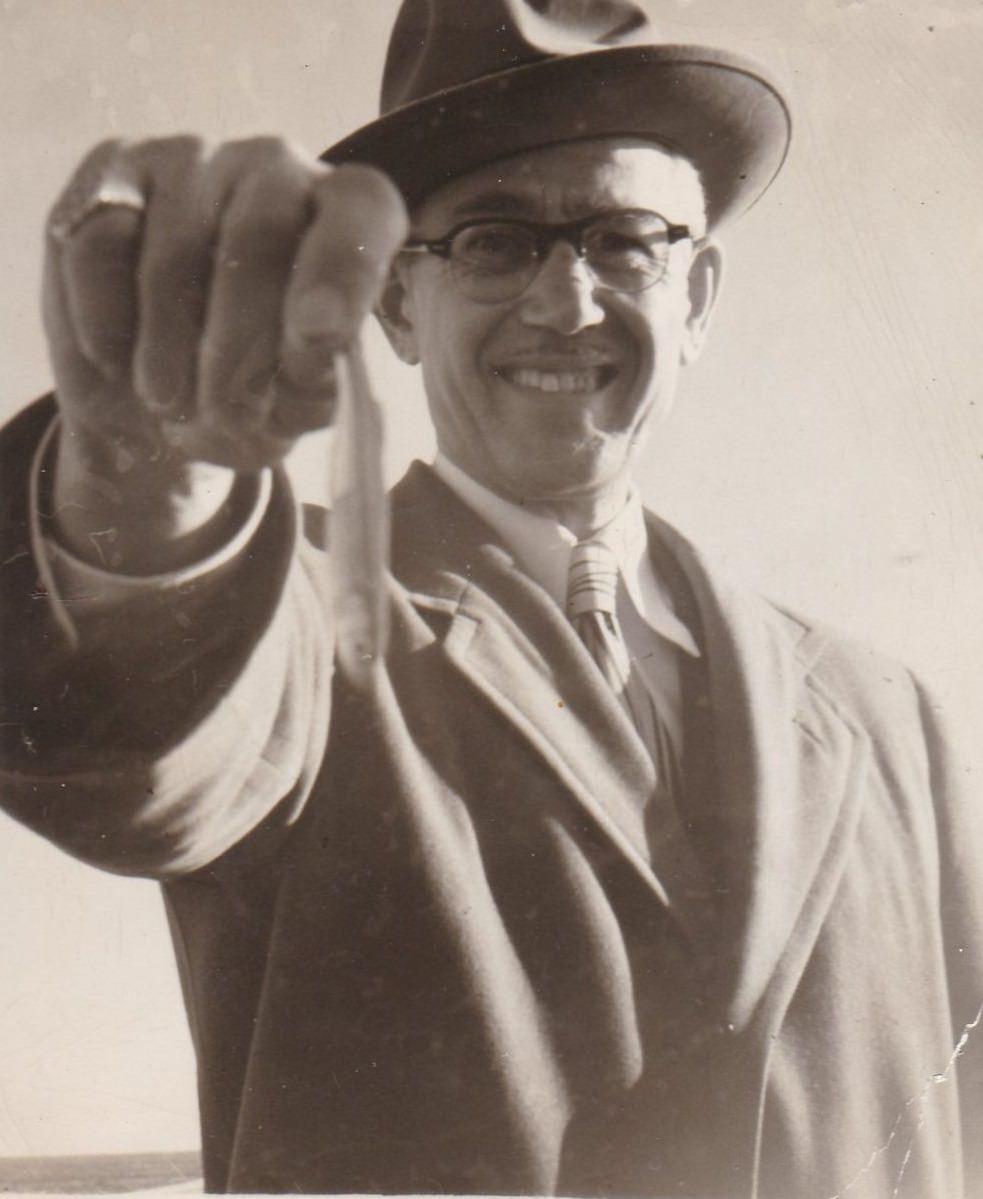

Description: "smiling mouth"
493 365 617 394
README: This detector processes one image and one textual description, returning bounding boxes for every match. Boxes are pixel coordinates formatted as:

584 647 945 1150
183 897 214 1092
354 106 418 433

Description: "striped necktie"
566 539 658 750
567 539 714 951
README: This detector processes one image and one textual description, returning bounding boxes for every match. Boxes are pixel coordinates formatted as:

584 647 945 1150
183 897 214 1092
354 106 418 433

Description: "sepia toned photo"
1 2 981 1196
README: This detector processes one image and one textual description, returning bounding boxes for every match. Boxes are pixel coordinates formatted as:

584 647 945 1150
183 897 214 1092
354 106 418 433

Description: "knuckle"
148 133 212 164
75 137 129 177
81 137 129 170
47 139 128 237
211 140 325 242
118 136 213 217
323 162 404 210
125 134 212 186
222 171 312 242
313 166 409 264
213 135 321 186
233 134 310 165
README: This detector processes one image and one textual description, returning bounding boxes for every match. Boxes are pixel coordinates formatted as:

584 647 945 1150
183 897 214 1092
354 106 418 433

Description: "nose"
516 240 606 335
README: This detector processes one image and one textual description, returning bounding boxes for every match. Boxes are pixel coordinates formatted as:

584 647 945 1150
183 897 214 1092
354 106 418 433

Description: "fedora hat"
323 0 791 229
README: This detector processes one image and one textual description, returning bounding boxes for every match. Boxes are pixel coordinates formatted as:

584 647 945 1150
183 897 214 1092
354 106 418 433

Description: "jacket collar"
389 462 870 1026
430 453 699 656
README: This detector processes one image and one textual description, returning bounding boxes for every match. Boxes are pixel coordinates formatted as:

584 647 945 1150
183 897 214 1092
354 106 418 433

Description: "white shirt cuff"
29 415 273 649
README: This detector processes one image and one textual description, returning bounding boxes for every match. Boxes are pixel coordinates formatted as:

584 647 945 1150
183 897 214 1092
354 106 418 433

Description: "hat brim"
322 44 791 229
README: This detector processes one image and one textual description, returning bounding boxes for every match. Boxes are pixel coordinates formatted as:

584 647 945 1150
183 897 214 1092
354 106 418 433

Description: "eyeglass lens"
449 211 676 302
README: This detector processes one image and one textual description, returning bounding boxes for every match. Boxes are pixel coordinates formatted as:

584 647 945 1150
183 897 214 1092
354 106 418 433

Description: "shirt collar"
431 453 699 656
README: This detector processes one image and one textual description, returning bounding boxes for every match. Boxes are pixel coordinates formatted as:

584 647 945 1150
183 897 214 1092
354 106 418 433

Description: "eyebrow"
447 191 541 219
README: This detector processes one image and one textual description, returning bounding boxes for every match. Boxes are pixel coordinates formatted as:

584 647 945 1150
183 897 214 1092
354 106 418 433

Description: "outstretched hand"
44 136 408 472
41 136 407 572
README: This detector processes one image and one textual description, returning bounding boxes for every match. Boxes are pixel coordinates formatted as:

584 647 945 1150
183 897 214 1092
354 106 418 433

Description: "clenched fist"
42 136 408 571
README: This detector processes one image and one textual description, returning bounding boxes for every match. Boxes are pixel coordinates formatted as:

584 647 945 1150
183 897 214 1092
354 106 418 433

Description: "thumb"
282 164 409 362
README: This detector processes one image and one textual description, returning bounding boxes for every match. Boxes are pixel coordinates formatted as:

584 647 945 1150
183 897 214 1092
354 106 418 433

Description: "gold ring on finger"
48 175 145 245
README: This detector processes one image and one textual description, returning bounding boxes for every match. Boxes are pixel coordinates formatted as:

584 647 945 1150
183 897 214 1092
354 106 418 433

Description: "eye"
451 223 533 274
587 222 665 266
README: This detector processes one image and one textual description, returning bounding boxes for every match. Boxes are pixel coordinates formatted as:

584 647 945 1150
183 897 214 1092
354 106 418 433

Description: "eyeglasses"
401 208 695 304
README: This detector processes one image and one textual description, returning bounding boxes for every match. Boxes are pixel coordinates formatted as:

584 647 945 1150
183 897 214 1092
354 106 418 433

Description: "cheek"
417 313 498 446
419 302 498 397
627 296 689 390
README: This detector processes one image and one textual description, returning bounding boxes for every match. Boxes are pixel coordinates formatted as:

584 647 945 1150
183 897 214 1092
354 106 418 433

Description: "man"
0 1 980 1196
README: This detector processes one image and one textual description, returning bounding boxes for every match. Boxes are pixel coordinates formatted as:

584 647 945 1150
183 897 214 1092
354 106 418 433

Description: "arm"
0 396 333 877
0 136 407 878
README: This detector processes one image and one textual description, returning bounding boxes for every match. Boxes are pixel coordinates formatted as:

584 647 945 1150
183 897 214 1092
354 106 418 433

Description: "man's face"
385 138 720 511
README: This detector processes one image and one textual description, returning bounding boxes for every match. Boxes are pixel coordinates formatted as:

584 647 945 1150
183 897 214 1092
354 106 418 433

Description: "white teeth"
505 367 605 393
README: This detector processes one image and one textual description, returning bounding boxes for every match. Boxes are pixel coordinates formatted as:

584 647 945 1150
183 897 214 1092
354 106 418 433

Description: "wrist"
50 417 248 574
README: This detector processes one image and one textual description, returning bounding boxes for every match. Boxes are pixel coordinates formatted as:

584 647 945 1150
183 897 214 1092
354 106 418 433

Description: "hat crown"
325 0 790 229
381 0 653 114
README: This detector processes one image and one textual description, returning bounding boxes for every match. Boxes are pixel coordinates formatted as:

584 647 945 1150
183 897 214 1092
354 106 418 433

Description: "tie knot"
567 539 620 618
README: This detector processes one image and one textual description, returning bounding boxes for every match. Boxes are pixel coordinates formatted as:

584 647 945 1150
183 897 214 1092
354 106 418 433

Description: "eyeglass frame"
399 208 698 302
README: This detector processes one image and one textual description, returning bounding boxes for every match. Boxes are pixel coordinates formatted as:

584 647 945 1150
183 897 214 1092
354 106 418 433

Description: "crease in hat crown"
323 0 791 230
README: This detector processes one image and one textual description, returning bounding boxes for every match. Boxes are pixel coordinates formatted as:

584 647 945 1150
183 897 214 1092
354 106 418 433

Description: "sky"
0 0 981 1158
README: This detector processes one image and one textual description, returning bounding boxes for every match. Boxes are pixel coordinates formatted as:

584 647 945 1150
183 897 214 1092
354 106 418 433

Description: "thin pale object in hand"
330 336 390 687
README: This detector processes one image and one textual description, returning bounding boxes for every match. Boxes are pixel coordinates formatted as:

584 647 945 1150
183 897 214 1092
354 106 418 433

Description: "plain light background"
0 0 980 1157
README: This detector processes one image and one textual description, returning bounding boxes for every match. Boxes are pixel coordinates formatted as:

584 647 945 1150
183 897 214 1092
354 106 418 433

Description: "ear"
374 259 420 366
681 240 723 366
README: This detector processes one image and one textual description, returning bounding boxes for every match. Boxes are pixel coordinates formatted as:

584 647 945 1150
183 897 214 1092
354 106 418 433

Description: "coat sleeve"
0 398 335 879
915 678 983 1197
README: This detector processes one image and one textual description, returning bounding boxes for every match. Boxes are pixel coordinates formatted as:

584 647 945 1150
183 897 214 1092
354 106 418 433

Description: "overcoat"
1 398 981 1197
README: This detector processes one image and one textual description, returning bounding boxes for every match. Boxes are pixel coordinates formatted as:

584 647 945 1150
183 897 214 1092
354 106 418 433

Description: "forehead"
412 137 706 229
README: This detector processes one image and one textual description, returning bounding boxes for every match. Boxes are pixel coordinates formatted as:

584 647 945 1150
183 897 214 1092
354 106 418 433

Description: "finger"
60 205 142 377
43 139 140 382
267 374 338 439
129 135 224 416
41 240 106 416
46 139 130 245
197 139 321 436
280 164 408 389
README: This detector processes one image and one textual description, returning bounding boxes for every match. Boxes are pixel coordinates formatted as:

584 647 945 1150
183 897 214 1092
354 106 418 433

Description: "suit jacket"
1 397 981 1197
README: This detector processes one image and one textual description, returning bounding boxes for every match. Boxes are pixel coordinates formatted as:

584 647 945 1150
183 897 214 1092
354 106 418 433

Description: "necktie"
567 539 713 952
566 539 658 751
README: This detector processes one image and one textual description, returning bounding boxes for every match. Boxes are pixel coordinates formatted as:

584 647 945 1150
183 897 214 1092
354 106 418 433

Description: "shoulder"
646 507 926 717
773 599 914 693
647 508 930 745
767 599 933 757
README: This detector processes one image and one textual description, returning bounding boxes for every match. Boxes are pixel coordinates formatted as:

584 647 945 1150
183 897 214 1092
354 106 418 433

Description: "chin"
505 446 625 505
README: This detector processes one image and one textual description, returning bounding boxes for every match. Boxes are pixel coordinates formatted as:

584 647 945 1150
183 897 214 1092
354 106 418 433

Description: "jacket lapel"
649 515 872 1029
390 464 671 908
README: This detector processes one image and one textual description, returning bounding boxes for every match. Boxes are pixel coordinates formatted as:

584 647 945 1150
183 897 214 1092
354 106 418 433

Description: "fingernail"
80 332 132 381
287 285 351 349
135 358 191 415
